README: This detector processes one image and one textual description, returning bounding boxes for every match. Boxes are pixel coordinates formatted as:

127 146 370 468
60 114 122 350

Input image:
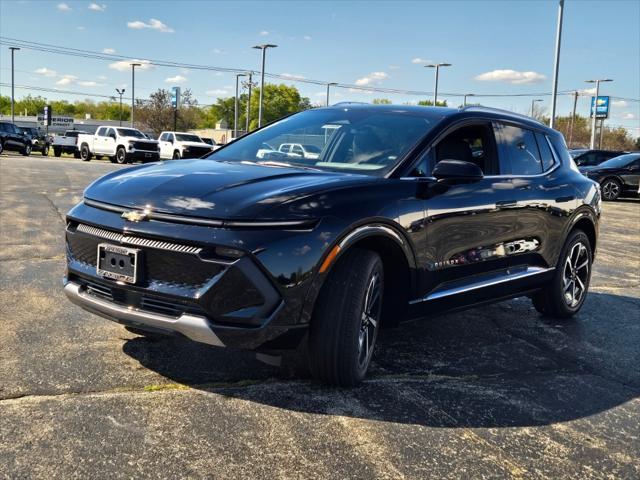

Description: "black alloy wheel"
601 178 621 201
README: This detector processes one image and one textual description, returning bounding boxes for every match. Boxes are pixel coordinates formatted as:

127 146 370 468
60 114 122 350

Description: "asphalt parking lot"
0 154 639 479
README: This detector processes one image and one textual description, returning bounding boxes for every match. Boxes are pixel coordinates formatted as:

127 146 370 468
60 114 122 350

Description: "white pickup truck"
157 131 215 160
77 126 160 164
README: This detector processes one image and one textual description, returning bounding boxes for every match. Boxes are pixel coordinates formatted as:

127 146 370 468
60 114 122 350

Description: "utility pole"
549 0 564 128
115 88 125 126
585 78 612 149
424 63 451 106
245 73 253 133
130 63 141 128
252 44 277 128
463 93 474 107
326 82 338 107
568 90 578 147
9 47 20 123
234 73 247 138
599 119 605 148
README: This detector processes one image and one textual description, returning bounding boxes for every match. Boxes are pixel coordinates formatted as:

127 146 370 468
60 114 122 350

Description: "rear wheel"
116 147 128 164
80 144 92 161
601 178 621 201
308 248 383 386
42 145 49 156
533 230 592 318
53 147 61 157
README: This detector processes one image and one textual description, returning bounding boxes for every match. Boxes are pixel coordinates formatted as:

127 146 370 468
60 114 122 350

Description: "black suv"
0 121 32 156
571 149 627 167
19 126 51 156
63 105 600 386
579 153 640 200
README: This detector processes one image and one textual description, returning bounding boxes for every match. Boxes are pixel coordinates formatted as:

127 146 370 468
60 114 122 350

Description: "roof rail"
460 105 546 126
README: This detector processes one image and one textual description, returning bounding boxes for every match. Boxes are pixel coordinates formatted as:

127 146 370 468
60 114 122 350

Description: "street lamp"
463 93 475 107
530 99 543 118
252 44 277 128
234 73 247 138
549 0 565 128
585 79 613 149
130 63 141 127
9 47 20 123
424 63 451 106
326 82 338 107
115 88 125 126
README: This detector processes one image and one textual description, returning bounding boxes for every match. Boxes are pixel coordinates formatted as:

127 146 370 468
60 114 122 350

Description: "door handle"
555 196 575 203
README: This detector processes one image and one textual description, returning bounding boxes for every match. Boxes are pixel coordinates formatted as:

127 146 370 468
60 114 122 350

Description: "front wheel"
172 150 181 160
308 248 384 386
601 178 621 201
22 143 32 156
42 145 49 156
116 147 128 164
532 230 592 318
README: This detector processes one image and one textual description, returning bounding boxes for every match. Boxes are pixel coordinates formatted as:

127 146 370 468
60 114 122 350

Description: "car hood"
84 159 375 219
181 141 212 149
124 137 158 145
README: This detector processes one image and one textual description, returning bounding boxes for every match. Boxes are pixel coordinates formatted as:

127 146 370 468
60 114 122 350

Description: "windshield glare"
117 128 145 138
598 154 639 169
208 108 440 176
175 134 203 142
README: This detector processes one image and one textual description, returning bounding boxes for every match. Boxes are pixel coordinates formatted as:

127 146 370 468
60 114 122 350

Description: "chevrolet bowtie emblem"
121 210 149 222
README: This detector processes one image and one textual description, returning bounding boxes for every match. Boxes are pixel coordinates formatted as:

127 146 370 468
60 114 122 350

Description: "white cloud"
57 3 71 11
127 18 174 33
579 87 597 96
98 75 108 81
411 57 430 65
612 100 628 108
206 89 229 96
77 81 102 87
165 75 187 84
34 67 57 77
280 73 306 80
211 48 226 55
474 69 546 84
102 48 116 54
109 59 153 72
56 75 78 86
621 112 636 120
259 30 269 36
88 3 106 11
77 26 86 30
354 71 388 86
303 35 312 41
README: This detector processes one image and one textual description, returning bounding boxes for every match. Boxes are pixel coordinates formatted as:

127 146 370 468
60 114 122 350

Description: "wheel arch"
565 208 598 258
299 222 417 327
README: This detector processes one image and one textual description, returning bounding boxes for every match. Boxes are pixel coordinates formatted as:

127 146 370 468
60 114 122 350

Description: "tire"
0 141 4 155
532 230 592 319
172 150 181 160
308 248 384 386
116 147 128 164
80 144 92 161
42 145 49 156
601 178 621 201
53 147 61 157
22 143 32 156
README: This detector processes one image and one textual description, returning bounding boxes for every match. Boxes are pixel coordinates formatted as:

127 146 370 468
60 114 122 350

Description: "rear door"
620 157 640 192
104 128 117 155
159 133 171 158
93 127 107 154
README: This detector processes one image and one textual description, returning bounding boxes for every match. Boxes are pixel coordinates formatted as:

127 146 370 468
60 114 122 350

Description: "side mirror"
169 138 174 144
432 159 483 182
109 133 116 139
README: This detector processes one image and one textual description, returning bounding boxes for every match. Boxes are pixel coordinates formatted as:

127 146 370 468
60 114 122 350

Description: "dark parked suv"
19 126 51 156
63 105 600 386
0 121 32 155
579 153 640 200
571 149 627 167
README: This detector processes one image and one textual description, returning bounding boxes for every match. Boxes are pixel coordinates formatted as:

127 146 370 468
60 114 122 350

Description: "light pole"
530 99 543 118
252 44 277 128
326 82 338 107
585 79 612 149
234 73 247 138
130 63 141 127
115 88 125 126
9 47 20 123
463 93 474 107
549 0 564 128
424 63 451 106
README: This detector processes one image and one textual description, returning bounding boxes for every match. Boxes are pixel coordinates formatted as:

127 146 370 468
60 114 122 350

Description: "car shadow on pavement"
122 291 640 428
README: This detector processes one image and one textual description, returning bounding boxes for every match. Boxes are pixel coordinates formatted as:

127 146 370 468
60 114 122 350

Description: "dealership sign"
590 96 610 119
171 87 181 109
37 114 74 128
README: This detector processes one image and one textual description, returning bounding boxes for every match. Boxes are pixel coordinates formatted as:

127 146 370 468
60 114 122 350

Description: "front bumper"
127 149 160 161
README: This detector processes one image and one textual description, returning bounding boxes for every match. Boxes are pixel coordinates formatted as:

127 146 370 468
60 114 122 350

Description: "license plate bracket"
96 243 140 284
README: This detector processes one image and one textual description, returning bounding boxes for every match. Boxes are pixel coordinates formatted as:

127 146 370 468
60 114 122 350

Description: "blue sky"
1 0 638 135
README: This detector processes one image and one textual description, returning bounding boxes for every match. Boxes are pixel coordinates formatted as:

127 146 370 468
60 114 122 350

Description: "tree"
134 88 202 134
372 98 392 104
247 84 311 130
542 114 636 150
417 99 448 107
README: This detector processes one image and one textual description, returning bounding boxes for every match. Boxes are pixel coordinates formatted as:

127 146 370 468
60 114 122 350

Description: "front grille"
184 146 212 158
132 141 157 151
67 225 224 289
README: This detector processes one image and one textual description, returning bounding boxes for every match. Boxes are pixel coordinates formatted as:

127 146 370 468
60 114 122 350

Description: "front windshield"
598 153 639 169
117 128 145 138
175 133 203 142
208 108 442 176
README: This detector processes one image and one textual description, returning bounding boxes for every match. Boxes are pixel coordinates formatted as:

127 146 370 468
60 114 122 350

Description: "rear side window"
498 124 542 175
535 133 555 171
96 127 107 136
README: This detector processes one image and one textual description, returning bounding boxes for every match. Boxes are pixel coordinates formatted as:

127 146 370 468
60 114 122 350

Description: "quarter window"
499 124 542 175
535 132 555 171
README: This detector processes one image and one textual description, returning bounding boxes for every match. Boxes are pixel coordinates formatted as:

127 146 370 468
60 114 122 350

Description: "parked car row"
0 121 36 156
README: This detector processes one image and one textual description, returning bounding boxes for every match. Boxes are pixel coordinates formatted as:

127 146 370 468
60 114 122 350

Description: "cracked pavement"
0 155 639 479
